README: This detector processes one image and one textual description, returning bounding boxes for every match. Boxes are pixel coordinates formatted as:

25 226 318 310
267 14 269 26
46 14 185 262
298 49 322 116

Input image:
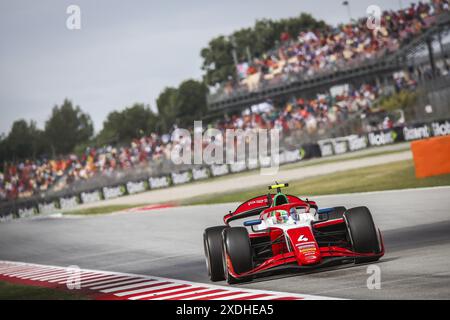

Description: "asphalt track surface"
1 186 450 299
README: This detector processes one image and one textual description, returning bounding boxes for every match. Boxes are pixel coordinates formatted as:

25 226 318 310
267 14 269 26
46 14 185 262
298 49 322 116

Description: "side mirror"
243 219 262 227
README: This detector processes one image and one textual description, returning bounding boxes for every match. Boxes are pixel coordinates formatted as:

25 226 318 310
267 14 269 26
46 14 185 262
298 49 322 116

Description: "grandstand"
207 1 450 114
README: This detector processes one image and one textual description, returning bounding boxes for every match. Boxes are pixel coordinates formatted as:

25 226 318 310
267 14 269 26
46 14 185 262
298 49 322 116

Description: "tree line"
0 79 207 163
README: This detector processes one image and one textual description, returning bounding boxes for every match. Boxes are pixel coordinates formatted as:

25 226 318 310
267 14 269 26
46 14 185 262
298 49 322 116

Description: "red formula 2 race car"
203 183 384 284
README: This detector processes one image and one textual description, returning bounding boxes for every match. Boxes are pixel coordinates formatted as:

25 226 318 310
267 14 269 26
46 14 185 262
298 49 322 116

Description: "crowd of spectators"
224 0 448 95
214 84 380 139
0 135 172 201
2 77 416 201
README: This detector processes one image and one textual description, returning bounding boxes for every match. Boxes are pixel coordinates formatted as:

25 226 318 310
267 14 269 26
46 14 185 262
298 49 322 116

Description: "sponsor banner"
191 167 210 180
59 196 80 210
171 171 192 185
17 207 37 219
80 191 102 204
0 203 17 221
346 135 368 151
0 214 14 223
126 181 148 194
367 127 404 146
331 139 349 155
103 185 127 200
301 143 322 159
210 164 229 176
259 156 273 168
149 176 170 189
247 159 259 170
279 150 301 164
38 201 57 214
230 161 247 173
403 124 431 141
431 120 450 137
317 139 334 157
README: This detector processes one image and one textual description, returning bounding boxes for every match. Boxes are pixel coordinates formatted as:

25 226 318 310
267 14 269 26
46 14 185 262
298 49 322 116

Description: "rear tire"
222 227 253 284
344 206 381 263
203 226 227 281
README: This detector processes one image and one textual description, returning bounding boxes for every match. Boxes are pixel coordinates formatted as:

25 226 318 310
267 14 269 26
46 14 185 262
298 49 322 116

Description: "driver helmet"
271 210 289 224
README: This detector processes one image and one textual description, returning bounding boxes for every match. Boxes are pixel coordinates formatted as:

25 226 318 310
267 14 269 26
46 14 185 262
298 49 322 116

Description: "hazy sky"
0 0 416 135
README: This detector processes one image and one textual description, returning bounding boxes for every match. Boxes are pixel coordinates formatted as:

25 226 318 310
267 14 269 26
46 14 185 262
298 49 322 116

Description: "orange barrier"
411 135 450 178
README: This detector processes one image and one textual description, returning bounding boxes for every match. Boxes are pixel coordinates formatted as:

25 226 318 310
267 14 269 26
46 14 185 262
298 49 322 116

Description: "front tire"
344 206 381 263
203 226 227 281
222 227 253 284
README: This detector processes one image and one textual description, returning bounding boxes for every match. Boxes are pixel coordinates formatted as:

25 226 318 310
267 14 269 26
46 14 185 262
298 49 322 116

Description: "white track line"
313 185 450 199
